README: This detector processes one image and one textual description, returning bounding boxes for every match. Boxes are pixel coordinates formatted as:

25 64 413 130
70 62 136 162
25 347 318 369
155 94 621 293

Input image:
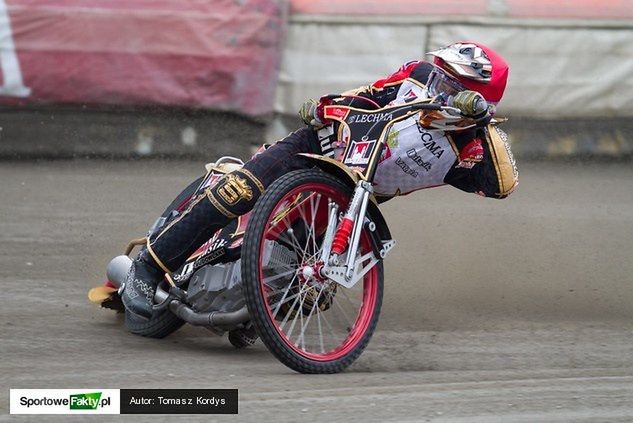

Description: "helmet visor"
426 68 465 99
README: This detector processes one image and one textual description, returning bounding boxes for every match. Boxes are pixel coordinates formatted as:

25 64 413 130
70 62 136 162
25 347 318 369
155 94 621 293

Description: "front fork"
320 180 394 287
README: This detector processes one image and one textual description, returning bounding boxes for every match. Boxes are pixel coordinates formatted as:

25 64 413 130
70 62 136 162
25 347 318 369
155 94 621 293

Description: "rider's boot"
120 249 164 318
121 169 264 318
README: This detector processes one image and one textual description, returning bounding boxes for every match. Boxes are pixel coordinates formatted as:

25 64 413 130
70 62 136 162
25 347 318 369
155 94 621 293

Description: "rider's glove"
298 99 325 127
450 90 489 117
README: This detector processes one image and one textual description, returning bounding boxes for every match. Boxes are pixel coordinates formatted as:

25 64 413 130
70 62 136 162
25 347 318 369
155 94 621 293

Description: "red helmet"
426 42 509 104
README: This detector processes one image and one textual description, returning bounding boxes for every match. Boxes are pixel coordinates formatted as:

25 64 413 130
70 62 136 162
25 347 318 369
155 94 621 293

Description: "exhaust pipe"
169 300 250 328
119 263 249 328
106 255 133 288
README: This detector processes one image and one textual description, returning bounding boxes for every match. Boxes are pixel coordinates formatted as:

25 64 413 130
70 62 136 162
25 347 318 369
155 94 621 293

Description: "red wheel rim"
257 182 379 362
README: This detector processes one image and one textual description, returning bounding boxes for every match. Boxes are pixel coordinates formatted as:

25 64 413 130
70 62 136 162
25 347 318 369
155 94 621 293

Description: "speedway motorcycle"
89 97 465 373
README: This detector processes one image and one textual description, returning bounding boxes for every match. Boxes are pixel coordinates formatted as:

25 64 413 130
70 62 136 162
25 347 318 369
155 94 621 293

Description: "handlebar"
392 101 464 116
322 93 462 115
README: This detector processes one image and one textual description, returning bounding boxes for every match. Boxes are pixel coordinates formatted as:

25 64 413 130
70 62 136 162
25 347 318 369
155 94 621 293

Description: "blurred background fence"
0 0 631 158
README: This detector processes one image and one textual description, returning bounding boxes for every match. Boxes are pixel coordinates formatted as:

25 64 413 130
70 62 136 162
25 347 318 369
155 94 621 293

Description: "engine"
185 260 244 313
184 241 296 314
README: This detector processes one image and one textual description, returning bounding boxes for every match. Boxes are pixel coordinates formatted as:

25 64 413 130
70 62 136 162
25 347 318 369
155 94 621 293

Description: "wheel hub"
300 266 315 281
297 261 326 284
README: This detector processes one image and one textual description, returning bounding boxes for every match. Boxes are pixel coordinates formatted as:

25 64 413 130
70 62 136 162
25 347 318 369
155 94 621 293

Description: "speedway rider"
121 42 519 319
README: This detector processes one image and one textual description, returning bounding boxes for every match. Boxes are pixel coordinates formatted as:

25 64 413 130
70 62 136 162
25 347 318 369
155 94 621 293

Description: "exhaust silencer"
106 255 133 288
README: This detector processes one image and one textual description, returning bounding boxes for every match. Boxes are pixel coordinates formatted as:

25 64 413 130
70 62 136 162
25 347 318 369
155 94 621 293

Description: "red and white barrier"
0 0 286 115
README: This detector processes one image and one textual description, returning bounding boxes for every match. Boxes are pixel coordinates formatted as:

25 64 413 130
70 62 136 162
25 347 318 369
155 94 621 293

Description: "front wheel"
242 169 383 374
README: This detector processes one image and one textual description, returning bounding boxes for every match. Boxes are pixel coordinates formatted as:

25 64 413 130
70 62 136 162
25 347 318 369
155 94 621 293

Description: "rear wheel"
242 169 383 374
125 284 186 339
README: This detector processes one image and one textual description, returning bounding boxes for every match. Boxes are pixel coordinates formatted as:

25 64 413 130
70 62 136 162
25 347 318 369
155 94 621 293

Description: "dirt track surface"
1 159 632 421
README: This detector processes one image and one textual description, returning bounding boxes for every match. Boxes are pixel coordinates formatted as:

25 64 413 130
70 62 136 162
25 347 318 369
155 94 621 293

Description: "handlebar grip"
410 103 443 111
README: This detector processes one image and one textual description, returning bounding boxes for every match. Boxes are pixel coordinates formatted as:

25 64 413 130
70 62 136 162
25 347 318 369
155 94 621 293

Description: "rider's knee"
206 169 265 218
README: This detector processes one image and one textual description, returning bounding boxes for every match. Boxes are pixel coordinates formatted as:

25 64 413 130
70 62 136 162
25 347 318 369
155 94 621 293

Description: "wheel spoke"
316 304 325 353
318 307 344 346
269 290 302 315
285 282 308 340
270 274 299 320
296 200 316 258
298 296 305 350
309 194 321 258
277 229 303 257
298 282 326 349
286 215 310 258
279 283 311 330
262 269 296 285
331 294 354 331
339 287 361 309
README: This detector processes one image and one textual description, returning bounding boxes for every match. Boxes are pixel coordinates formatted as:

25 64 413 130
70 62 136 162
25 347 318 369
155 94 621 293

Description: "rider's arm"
444 126 518 199
300 61 434 125
339 61 435 108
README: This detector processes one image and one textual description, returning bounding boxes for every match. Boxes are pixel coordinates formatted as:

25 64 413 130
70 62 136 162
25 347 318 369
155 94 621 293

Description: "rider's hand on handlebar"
449 90 490 118
299 99 325 128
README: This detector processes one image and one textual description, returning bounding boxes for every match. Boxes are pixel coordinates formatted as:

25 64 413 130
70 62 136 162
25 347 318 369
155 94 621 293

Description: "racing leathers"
121 60 518 318
321 60 518 199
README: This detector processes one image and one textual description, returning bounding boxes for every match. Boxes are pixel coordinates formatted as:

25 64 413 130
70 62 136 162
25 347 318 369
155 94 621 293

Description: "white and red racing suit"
322 60 518 200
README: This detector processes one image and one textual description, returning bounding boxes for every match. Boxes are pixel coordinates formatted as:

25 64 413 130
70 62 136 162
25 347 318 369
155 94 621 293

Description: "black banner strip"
120 389 238 414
